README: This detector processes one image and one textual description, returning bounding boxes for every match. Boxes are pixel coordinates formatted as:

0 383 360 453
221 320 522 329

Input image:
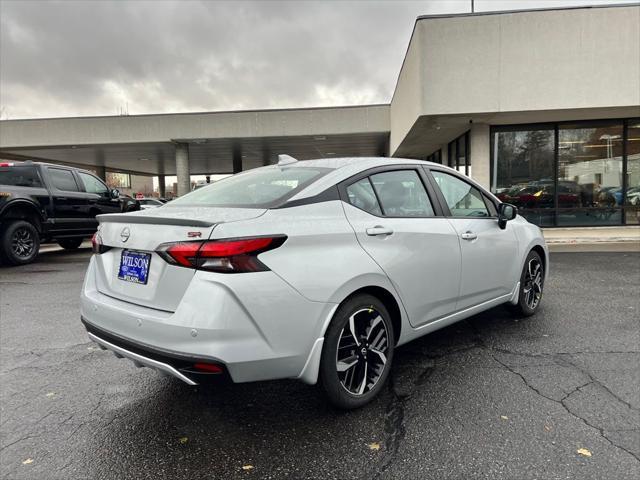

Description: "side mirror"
498 203 517 230
120 197 140 212
110 189 120 199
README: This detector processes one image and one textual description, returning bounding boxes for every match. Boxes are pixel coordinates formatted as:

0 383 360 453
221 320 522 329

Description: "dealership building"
1 3 639 228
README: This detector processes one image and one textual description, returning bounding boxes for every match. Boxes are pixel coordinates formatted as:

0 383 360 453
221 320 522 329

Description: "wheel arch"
0 201 43 232
336 285 403 346
530 244 547 272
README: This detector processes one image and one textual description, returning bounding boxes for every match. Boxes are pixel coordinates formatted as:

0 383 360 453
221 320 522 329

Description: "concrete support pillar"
232 142 243 173
175 143 190 197
95 165 106 181
157 175 166 197
469 123 491 189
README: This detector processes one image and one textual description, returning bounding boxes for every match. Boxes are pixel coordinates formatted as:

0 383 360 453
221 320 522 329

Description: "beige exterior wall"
390 5 640 154
0 105 390 149
389 25 423 159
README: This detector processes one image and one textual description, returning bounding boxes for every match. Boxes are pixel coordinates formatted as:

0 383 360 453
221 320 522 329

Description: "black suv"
0 161 139 265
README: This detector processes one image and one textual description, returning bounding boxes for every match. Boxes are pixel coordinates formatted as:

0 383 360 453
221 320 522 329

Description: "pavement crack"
556 354 640 414
0 433 40 452
465 320 640 463
373 376 407 478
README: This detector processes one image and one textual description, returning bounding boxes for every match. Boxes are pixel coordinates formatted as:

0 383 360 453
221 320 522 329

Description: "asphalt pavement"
1 246 639 479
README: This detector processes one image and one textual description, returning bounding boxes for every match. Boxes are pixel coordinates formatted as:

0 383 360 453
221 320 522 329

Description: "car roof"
284 156 436 170
2 160 96 175
282 157 436 201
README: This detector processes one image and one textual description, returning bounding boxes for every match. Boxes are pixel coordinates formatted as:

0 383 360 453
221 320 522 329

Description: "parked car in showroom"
0 161 139 265
81 156 548 409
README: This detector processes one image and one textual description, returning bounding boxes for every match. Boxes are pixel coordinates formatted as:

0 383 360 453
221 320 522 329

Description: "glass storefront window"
106 172 131 189
491 127 555 226
557 122 623 226
625 119 640 225
491 119 639 227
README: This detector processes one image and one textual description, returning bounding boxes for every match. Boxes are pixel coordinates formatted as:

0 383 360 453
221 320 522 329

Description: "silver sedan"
81 156 548 409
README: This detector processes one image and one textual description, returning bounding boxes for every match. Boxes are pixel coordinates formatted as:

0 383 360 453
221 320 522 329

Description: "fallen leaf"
45 392 55 398
500 415 508 420
577 448 592 457
368 442 381 451
178 437 188 445
22 458 34 465
242 465 254 471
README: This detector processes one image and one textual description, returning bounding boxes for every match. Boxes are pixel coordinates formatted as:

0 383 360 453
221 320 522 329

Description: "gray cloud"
0 0 633 119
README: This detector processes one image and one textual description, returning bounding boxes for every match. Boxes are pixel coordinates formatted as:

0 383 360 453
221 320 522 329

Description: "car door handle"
366 226 394 236
460 231 477 241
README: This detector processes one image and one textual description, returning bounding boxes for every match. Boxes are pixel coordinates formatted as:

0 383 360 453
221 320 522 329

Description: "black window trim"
337 164 444 219
423 166 500 220
446 130 471 174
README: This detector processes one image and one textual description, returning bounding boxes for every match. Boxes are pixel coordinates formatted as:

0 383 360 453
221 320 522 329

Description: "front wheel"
319 294 394 409
512 250 545 317
0 220 40 266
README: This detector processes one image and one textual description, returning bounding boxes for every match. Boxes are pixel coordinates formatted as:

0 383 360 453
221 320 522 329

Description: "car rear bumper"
83 318 228 385
80 256 336 384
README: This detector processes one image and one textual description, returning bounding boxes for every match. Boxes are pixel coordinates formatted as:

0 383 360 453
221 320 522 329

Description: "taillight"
91 232 111 254
156 235 286 273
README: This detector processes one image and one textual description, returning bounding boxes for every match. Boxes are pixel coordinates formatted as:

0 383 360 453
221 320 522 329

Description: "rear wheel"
319 294 394 409
58 238 84 250
0 220 40 266
512 250 544 317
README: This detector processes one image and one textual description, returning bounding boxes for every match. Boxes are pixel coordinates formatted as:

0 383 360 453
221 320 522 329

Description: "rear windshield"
170 167 330 208
0 166 43 188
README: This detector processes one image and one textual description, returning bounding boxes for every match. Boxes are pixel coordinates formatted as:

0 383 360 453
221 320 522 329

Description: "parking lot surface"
1 247 639 479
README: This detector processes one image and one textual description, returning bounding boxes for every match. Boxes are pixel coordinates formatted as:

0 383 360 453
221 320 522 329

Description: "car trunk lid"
92 207 266 311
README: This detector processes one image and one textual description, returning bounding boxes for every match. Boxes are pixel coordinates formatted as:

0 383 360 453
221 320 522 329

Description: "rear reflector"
156 235 286 273
193 363 223 374
0 162 14 167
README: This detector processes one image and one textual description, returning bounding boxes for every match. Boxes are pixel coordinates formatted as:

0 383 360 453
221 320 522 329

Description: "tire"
319 294 395 410
512 250 545 317
58 238 84 250
0 220 40 266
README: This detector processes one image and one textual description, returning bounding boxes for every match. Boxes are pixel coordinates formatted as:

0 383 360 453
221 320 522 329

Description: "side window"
0 166 43 188
370 170 434 217
346 178 382 216
48 168 79 192
431 171 490 217
78 172 109 196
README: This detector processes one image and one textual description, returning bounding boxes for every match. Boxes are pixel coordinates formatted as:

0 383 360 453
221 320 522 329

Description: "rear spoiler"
96 214 215 228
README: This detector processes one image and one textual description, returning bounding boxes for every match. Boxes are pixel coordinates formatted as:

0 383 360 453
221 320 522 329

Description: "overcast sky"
0 0 635 120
